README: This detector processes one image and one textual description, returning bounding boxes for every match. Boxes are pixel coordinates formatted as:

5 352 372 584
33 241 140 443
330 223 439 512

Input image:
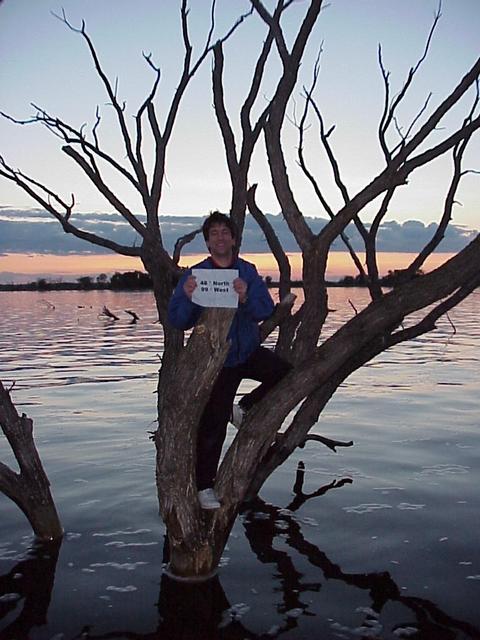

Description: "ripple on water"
373 486 405 494
92 529 153 537
89 562 148 571
416 463 470 477
397 503 425 510
103 541 158 548
343 503 393 514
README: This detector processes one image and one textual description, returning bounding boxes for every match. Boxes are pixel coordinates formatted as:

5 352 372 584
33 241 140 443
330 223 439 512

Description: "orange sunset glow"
0 251 454 284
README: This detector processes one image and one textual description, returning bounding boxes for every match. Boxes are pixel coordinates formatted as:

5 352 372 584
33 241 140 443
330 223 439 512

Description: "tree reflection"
1 467 478 639
157 573 256 640
0 538 60 639
240 461 479 639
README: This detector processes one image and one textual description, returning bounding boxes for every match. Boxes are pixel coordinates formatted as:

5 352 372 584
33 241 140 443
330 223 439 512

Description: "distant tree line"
336 269 424 288
0 269 425 292
0 270 154 291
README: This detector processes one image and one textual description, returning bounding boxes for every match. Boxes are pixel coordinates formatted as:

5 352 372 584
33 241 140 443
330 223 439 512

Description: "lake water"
0 288 479 640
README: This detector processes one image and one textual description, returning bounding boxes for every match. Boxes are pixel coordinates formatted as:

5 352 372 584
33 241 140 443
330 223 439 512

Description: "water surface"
0 289 479 639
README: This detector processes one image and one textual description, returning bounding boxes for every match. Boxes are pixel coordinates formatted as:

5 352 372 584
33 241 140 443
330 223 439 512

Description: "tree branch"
0 380 62 539
391 56 480 170
212 43 239 182
0 158 143 257
259 292 297 343
307 93 350 205
1 105 142 192
247 185 291 296
250 0 290 65
261 0 325 252
318 101 480 254
220 234 480 501
173 226 203 265
150 1 252 220
53 11 142 181
407 126 476 277
297 65 368 281
212 3 279 233
0 461 20 502
364 187 396 299
133 53 162 194
299 434 354 453
387 272 480 347
377 2 442 161
61 146 147 237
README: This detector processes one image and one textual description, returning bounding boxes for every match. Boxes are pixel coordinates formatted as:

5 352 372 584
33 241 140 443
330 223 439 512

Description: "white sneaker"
198 488 221 510
231 403 246 429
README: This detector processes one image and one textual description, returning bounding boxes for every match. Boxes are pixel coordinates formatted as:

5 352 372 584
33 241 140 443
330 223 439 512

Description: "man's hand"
183 275 197 299
233 277 248 304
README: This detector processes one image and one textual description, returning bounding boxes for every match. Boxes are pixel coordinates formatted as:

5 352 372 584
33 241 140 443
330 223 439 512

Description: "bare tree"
0 1 479 580
0 381 62 540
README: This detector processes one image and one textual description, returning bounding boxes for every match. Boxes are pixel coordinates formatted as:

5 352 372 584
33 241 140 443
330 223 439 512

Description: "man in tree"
168 211 292 509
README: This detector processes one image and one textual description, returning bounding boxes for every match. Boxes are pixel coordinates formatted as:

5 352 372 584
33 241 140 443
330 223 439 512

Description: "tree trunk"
155 307 236 579
0 381 63 541
165 517 233 580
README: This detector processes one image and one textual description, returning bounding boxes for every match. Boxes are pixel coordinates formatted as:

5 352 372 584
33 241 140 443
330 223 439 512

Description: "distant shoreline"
0 279 393 292
0 268 416 292
0 282 113 292
0 280 320 292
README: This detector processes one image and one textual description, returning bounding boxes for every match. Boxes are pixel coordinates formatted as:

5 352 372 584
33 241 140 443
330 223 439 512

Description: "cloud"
0 207 477 255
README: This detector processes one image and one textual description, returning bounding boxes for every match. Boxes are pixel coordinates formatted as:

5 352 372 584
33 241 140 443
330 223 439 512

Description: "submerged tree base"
163 565 218 583
0 381 63 541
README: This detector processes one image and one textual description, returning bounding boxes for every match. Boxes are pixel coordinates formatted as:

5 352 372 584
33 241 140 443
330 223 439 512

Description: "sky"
0 0 479 281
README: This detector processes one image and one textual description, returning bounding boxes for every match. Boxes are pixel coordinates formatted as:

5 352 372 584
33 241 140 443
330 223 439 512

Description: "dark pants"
196 346 292 490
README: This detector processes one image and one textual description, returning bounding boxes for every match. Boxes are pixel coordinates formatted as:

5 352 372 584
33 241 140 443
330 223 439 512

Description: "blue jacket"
168 257 274 367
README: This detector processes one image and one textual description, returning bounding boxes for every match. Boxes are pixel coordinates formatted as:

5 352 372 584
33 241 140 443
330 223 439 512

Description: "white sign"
191 268 239 308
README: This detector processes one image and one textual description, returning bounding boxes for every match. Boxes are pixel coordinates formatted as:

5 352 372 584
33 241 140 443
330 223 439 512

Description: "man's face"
207 223 236 260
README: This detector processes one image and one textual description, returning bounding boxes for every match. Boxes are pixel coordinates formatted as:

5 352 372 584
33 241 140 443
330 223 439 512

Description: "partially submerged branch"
0 381 63 540
298 433 354 453
100 306 120 321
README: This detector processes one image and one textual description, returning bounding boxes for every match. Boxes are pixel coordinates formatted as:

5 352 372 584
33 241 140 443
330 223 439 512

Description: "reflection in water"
3 467 476 639
157 573 255 640
288 460 353 512
0 539 60 639
240 462 480 639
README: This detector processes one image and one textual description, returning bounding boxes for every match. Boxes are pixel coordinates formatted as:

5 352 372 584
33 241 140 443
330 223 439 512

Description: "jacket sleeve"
240 263 275 321
168 272 201 330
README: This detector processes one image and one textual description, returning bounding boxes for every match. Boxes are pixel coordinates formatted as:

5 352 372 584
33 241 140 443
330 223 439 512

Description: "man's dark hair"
202 211 238 241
